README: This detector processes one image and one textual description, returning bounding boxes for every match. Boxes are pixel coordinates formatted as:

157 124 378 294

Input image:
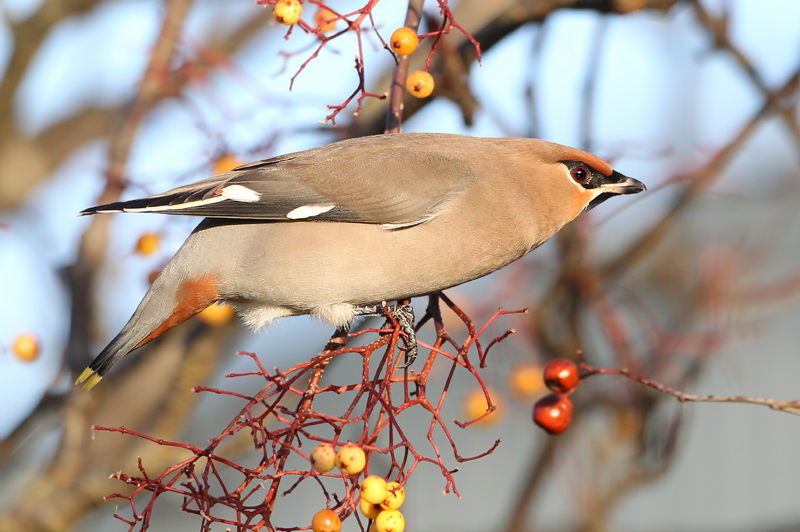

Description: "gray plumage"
76 133 645 389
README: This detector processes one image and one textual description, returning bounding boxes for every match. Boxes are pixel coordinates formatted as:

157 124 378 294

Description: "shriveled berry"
533 394 573 435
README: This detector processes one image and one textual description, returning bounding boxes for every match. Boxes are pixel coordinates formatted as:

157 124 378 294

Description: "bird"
75 133 645 390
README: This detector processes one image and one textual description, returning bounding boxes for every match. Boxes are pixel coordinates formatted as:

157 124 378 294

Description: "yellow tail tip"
75 368 103 391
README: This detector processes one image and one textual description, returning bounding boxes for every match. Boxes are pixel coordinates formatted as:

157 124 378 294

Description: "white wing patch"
219 185 261 203
286 204 336 219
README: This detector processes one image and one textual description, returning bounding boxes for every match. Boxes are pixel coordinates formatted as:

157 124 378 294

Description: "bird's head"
559 159 646 211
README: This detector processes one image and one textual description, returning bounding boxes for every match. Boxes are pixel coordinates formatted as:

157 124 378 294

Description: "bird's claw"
356 302 417 367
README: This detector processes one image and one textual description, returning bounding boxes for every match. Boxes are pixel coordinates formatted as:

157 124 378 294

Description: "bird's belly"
186 213 531 318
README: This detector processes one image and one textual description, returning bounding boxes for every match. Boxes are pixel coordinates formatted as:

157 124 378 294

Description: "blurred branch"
602 69 800 279
350 0 681 137
0 0 104 138
65 0 194 370
0 0 104 209
0 3 273 211
385 0 425 133
691 0 800 149
583 363 800 416
502 437 558 532
0 324 230 532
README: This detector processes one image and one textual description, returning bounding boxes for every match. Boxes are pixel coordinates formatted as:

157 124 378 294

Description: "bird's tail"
76 271 219 391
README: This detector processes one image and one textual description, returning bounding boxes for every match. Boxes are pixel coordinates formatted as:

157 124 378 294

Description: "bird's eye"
571 166 590 183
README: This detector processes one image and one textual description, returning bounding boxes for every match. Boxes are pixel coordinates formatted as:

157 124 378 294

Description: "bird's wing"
81 135 478 227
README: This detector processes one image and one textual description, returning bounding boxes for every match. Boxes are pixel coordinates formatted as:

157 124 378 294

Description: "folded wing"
81 135 478 228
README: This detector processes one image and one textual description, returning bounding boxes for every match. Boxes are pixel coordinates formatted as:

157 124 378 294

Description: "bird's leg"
353 302 417 367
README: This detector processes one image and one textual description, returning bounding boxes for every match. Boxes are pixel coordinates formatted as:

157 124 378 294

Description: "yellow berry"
197 302 236 326
380 482 405 511
214 154 243 174
314 6 337 32
13 333 39 363
510 362 546 398
310 443 336 473
390 27 418 56
274 0 302 25
311 509 341 532
463 387 501 426
374 509 405 532
136 233 160 256
406 71 434 98
335 443 366 475
359 498 382 520
360 475 388 505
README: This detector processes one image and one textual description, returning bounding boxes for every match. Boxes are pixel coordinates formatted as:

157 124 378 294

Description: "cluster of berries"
532 359 581 435
270 1 435 99
308 443 407 532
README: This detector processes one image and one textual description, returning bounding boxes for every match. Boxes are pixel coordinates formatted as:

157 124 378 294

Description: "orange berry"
406 71 434 98
463 387 501 426
543 358 580 393
359 498 382 520
374 509 405 532
310 443 336 473
135 233 160 256
12 333 39 363
197 302 236 326
335 443 366 475
314 6 337 32
147 268 162 285
510 363 545 398
274 0 302 25
214 154 243 174
380 482 405 511
360 475 388 505
390 27 418 56
533 394 573 435
311 509 341 532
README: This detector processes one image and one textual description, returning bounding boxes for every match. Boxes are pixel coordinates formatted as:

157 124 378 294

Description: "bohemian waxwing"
76 133 645 390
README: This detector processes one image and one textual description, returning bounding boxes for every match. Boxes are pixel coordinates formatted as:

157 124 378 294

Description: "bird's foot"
354 302 417 367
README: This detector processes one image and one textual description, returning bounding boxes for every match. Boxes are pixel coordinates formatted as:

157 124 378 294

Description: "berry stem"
385 0 425 133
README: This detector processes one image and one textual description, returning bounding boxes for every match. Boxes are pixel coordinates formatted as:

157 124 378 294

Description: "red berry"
542 358 580 393
533 394 573 434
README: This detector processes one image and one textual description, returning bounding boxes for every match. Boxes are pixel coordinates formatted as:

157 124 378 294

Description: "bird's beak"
598 171 646 195
586 171 646 210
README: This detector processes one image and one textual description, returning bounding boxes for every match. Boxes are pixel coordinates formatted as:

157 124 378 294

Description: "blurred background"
1 0 800 530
